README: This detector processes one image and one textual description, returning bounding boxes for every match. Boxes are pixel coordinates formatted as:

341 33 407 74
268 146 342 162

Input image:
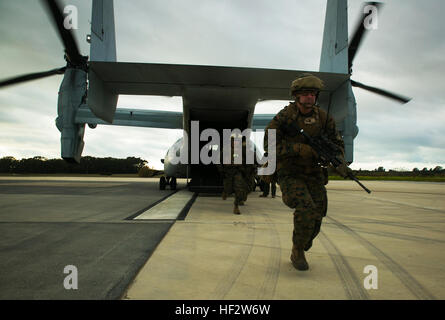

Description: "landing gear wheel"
159 176 166 190
170 177 177 190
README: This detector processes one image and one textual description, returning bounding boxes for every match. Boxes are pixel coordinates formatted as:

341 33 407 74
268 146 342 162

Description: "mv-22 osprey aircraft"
0 0 410 192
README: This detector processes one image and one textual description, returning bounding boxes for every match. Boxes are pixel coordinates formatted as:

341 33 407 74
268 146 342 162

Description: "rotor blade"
41 0 82 65
348 2 383 71
351 80 411 104
0 67 66 88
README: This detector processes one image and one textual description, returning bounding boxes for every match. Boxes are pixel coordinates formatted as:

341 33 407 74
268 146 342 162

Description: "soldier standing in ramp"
264 74 347 271
219 137 255 215
259 165 277 198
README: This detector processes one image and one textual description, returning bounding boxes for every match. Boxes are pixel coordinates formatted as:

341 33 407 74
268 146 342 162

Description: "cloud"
114 0 326 69
0 0 444 172
83 126 183 168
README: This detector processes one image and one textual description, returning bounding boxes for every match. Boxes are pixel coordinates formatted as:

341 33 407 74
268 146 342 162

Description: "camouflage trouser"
278 173 327 250
262 182 277 196
223 168 249 205
262 174 277 196
233 172 249 205
223 175 233 195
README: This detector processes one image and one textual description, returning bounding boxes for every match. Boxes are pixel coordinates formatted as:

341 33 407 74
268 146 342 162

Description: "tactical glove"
293 143 318 159
335 161 352 178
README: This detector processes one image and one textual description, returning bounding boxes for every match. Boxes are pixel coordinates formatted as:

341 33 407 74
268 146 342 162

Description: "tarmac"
0 176 176 299
0 177 444 300
125 180 445 300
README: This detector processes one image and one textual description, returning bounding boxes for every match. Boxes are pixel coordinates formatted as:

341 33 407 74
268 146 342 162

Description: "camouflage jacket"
264 102 344 175
218 146 256 180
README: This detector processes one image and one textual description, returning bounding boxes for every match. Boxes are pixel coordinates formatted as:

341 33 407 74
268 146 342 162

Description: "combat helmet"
290 73 324 97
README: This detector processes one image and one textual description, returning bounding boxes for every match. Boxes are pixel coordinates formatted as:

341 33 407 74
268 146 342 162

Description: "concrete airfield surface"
0 177 444 300
0 176 176 299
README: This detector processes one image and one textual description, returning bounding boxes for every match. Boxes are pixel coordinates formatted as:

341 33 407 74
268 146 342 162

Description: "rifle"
283 123 371 194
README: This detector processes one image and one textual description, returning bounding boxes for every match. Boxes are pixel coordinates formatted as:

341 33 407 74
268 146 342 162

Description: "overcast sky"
0 0 444 170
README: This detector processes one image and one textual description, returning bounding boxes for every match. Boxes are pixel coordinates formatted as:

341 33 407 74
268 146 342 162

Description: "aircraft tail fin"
319 0 357 163
87 0 118 123
90 0 116 62
319 0 349 74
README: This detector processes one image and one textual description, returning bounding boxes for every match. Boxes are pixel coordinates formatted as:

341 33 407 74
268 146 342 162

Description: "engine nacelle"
55 68 87 163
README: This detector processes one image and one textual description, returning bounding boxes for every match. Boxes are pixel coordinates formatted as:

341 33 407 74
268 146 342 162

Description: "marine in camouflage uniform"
220 139 256 215
264 74 345 271
259 171 277 198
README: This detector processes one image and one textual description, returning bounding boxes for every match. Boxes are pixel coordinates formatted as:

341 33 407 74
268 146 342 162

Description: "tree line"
350 166 445 177
1 156 443 177
0 156 154 175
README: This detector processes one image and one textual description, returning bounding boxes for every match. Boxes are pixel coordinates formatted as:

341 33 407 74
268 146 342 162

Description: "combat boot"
233 205 241 215
259 194 267 197
290 245 309 271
